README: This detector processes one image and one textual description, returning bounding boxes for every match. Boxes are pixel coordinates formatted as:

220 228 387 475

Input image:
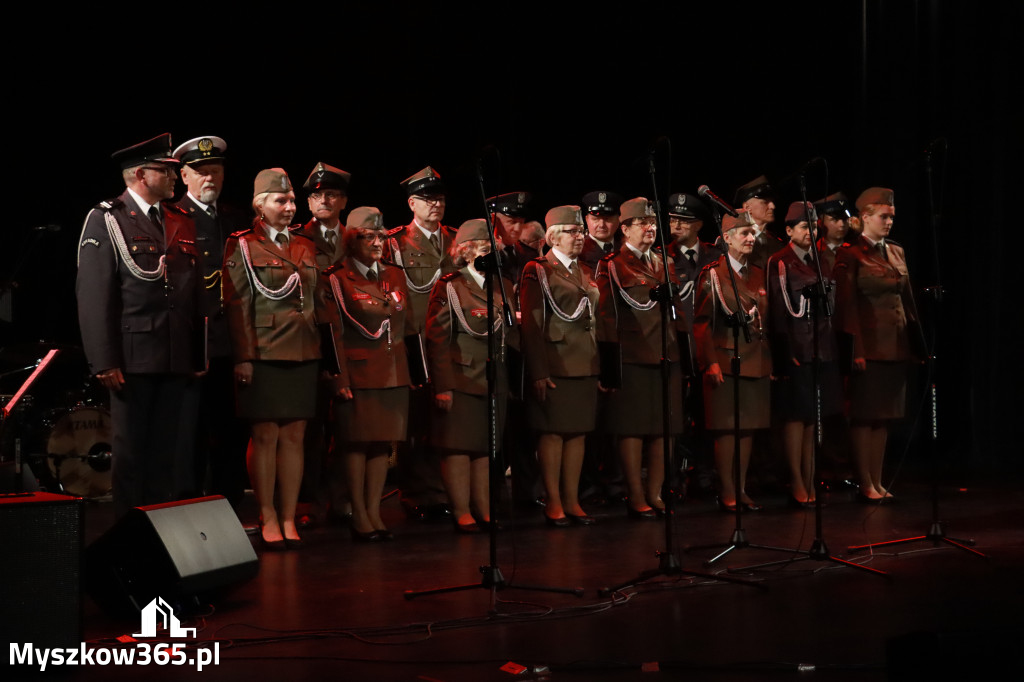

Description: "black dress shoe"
454 520 481 533
716 497 738 513
545 514 570 528
351 528 383 542
283 536 304 550
375 529 395 541
742 500 763 512
856 492 890 505
627 507 657 520
566 513 596 526
259 535 287 551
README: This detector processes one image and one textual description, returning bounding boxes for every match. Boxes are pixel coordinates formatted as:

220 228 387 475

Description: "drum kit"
1 342 112 498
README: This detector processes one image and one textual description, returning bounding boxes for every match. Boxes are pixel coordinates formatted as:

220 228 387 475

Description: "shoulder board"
380 258 400 269
290 230 314 241
228 228 252 239
288 224 305 233
386 225 406 237
323 262 343 276
96 196 123 210
161 201 189 216
600 250 618 262
532 255 546 263
885 239 902 248
700 256 724 274
440 271 460 283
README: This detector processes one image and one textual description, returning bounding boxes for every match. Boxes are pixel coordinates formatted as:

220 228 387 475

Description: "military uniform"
693 256 772 430
596 245 688 435
325 257 413 442
385 222 458 333
77 189 203 516
519 249 601 433
425 268 512 452
834 235 920 420
292 218 344 270
579 235 616 272
222 223 322 419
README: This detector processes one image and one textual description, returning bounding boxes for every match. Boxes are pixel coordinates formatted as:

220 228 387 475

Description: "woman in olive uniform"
834 188 920 502
519 206 601 526
325 207 413 540
223 168 322 549
693 211 773 511
425 219 512 532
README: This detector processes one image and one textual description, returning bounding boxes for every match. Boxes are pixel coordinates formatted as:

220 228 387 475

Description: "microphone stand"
848 140 984 559
405 156 584 607
685 198 795 567
733 174 887 577
601 147 760 594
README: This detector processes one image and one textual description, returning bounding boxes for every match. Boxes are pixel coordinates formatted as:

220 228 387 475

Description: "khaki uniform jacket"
693 256 772 378
714 228 785 271
766 243 838 365
76 190 203 375
323 257 413 390
291 218 344 270
222 224 322 363
595 245 690 366
385 222 457 334
425 268 513 395
519 250 600 380
834 235 919 362
816 238 847 273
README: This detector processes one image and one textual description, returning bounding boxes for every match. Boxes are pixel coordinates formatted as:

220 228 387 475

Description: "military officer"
383 166 455 521
813 192 855 271
579 190 623 271
666 192 718 322
293 162 351 269
172 135 249 507
834 187 921 502
729 175 785 270
487 191 533 284
77 133 203 517
596 197 689 518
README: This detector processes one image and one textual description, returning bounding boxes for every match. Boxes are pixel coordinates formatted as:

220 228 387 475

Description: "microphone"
697 185 738 217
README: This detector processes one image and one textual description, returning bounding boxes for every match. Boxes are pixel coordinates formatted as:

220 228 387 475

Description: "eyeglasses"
356 233 386 242
413 195 446 205
561 228 587 237
142 165 177 176
310 191 345 201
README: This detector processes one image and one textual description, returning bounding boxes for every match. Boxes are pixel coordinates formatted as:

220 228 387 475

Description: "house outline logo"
132 597 197 638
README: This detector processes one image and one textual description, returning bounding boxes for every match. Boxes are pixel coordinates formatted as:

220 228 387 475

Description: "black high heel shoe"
259 521 287 551
351 527 383 542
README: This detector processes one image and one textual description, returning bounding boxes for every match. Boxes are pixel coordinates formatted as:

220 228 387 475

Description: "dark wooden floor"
22 470 1024 681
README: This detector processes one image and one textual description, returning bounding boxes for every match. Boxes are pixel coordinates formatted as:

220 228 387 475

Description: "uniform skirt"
772 361 843 422
236 360 318 420
526 375 599 434
604 363 684 436
433 390 507 455
334 386 410 443
848 360 907 421
703 374 770 431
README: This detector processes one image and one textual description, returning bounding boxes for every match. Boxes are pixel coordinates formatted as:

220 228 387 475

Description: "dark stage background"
2 3 1016 470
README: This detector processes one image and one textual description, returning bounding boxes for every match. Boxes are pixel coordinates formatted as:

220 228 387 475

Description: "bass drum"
45 406 113 498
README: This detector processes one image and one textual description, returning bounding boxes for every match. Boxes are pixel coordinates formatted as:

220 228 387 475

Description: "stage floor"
29 472 1024 681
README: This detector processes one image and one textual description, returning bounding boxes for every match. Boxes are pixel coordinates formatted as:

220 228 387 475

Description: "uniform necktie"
429 232 440 253
568 260 581 284
685 248 696 266
275 232 289 248
206 205 217 220
148 206 162 228
803 253 813 266
326 229 338 252
878 241 888 261
367 267 378 283
602 242 612 254
739 265 748 279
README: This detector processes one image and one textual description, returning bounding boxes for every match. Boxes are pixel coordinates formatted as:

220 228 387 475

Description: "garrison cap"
722 210 756 232
814 192 855 218
734 175 775 205
581 190 624 216
856 187 895 212
620 197 657 222
487 191 532 217
666 192 704 219
544 205 584 228
401 166 445 197
346 206 385 231
112 133 178 169
173 136 227 166
303 162 351 193
455 218 490 244
785 201 816 225
254 168 293 197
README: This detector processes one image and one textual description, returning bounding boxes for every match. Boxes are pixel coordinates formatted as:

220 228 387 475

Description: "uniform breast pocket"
251 257 285 287
858 266 896 296
346 348 371 364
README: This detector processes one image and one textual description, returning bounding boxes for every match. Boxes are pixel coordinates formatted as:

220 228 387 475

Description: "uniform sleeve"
668 264 691 334
594 258 619 344
692 268 718 372
222 237 259 362
323 273 350 388
76 208 122 374
519 260 550 382
833 248 865 359
766 256 795 363
425 279 457 393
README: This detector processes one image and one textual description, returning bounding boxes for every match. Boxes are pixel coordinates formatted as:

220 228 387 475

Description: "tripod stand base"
405 564 584 601
727 537 890 577
848 522 985 559
598 550 765 596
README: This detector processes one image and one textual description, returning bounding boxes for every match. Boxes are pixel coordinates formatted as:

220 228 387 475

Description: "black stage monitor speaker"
0 492 83 650
86 495 258 616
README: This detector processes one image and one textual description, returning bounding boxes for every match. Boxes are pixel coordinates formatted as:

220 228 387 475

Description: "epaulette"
162 202 190 216
228 228 251 239
386 225 406 237
323 262 343 276
600 250 618 262
96 197 124 210
288 224 305 233
885 239 902 247
699 256 724 275
532 255 546 263
380 257 401 269
290 229 314 242
439 271 460 283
